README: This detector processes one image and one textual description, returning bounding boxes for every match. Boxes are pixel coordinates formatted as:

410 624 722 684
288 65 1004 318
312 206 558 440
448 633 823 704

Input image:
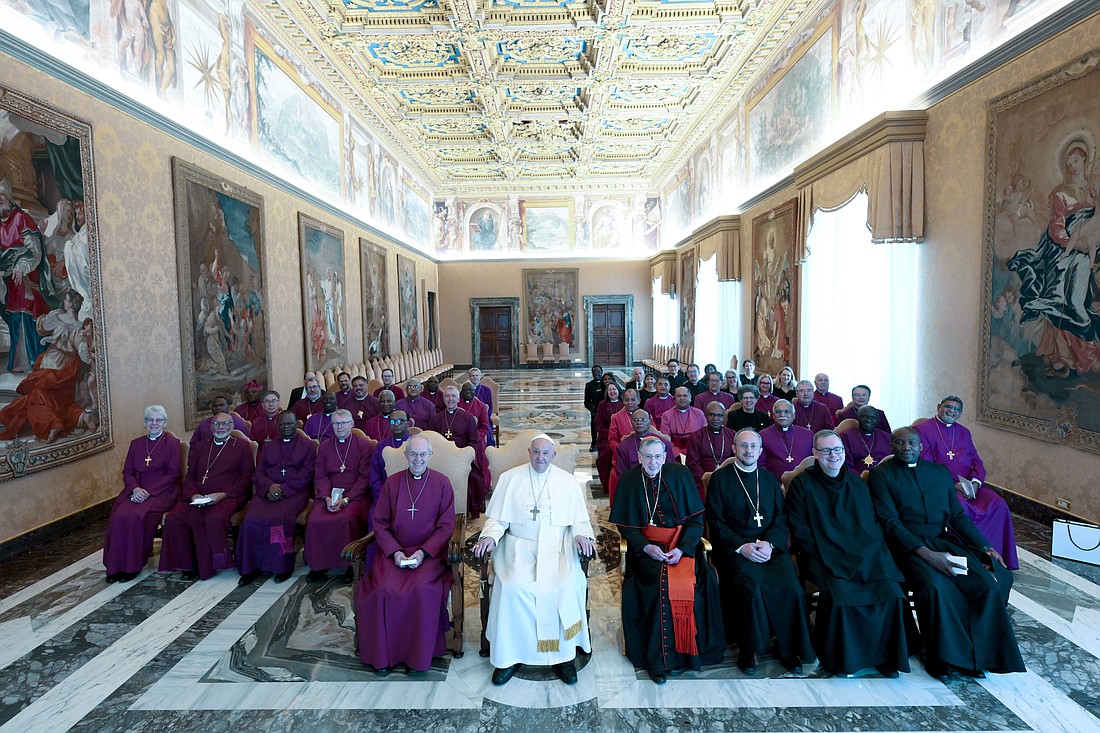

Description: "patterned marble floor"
2 368 1099 732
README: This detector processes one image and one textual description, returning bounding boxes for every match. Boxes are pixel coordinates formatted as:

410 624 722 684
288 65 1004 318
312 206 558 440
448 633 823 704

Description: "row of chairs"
525 342 571 367
642 343 694 373
316 349 454 392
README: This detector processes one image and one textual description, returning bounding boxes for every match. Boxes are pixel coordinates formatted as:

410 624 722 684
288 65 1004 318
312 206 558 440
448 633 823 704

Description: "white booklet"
957 476 978 500
945 553 969 576
331 487 345 504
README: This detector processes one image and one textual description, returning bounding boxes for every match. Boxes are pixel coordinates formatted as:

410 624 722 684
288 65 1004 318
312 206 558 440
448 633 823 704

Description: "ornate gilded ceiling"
261 0 818 194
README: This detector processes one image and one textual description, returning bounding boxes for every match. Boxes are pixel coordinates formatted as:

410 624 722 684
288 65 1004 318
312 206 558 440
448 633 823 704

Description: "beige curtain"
693 215 741 282
795 111 927 254
650 251 676 295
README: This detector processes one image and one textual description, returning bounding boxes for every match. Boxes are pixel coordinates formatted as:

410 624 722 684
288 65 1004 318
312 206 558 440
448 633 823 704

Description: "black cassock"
705 463 814 662
611 462 726 674
868 458 1025 674
787 464 912 675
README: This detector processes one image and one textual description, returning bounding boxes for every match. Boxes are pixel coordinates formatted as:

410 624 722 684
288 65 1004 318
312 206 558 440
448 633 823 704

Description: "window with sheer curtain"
652 277 679 346
694 254 718 368
800 191 919 425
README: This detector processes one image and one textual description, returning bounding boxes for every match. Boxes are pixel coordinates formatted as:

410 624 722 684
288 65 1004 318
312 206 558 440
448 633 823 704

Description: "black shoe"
667 666 687 677
118 571 139 583
780 656 803 674
105 573 119 583
588 446 597 453
375 666 391 677
958 668 986 679
406 668 427 678
238 570 262 586
924 659 949 681
492 664 520 686
274 571 293 583
554 661 578 685
737 650 757 675
648 670 667 685
180 570 199 581
875 664 900 679
306 569 327 582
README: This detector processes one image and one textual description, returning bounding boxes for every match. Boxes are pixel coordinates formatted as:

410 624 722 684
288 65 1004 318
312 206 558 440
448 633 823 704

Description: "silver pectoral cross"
408 505 419 519
753 511 764 528
946 450 956 460
280 467 287 477
529 504 540 521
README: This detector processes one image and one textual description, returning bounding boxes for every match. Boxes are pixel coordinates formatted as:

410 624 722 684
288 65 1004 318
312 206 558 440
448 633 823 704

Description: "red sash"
641 524 698 656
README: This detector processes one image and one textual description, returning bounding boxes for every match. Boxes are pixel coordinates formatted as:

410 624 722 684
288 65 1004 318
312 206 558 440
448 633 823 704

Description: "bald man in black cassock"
868 428 1024 681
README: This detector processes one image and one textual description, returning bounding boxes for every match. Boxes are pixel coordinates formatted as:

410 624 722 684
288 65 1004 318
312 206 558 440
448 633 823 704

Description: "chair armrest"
701 537 712 553
341 531 376 563
448 514 467 565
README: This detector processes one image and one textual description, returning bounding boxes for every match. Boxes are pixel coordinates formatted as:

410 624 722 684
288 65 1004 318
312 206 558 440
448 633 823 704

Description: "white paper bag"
1051 519 1100 566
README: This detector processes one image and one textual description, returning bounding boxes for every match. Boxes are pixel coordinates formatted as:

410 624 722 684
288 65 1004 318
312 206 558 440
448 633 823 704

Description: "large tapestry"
523 269 577 348
360 238 388 358
173 158 270 430
751 199 800 377
0 88 111 479
396 253 419 351
298 214 347 372
678 249 696 352
979 50 1100 454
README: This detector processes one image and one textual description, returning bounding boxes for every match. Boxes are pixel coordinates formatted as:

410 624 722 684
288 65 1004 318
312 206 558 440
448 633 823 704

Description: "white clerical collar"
213 438 227 446
337 438 347 443
709 390 720 396
148 434 161 440
677 408 688 413
908 461 918 468
410 471 425 480
735 462 755 473
780 426 790 431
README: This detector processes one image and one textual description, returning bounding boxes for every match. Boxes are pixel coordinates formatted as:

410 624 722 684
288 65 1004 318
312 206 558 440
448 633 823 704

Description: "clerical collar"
780 426 790 431
410 471 425 480
283 437 292 442
337 438 347 443
677 408 687 413
907 461 918 468
148 434 161 440
711 428 722 434
734 461 755 473
213 438 228 446
938 417 954 427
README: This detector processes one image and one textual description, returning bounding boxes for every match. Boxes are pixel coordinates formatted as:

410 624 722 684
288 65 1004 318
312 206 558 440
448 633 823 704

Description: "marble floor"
2 368 1100 732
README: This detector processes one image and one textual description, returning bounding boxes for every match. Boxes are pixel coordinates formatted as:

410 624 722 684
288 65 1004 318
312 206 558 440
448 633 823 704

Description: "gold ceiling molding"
794 110 928 246
692 215 741 282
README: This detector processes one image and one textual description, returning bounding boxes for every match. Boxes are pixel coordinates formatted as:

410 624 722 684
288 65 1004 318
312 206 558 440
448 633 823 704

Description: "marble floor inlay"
1 369 1099 731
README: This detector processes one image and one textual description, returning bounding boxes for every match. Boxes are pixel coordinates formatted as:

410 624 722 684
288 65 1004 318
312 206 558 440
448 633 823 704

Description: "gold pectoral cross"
145 456 152 467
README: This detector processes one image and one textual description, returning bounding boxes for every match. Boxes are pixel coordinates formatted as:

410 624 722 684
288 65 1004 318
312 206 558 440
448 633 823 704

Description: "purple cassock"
250 413 282 452
102 433 182 576
159 436 255 579
189 412 249 448
793 400 835 433
428 408 489 518
757 394 779 415
693 390 736 412
369 432 411 501
459 397 491 446
473 383 495 446
236 434 317 575
426 390 445 412
234 401 264 424
395 397 437 432
373 385 405 401
334 389 355 411
356 469 455 672
813 390 844 416
306 434 374 571
364 413 393 443
645 394 676 425
686 426 737 493
913 417 1018 569
593 399 622 491
841 428 892 472
657 407 707 455
346 395 382 432
303 412 335 442
758 425 814 481
835 405 892 433
291 396 325 424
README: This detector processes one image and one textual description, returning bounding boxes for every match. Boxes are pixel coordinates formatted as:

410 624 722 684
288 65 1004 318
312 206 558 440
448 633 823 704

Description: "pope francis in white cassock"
473 434 595 686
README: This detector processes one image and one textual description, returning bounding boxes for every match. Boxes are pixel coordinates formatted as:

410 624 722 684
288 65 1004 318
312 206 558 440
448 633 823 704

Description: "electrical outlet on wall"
1056 498 1071 510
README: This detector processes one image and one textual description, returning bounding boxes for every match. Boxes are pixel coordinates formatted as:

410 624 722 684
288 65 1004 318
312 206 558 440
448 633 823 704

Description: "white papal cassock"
481 463 594 668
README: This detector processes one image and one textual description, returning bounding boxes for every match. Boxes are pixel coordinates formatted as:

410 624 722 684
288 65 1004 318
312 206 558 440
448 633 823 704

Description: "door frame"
470 297 520 368
584 295 634 368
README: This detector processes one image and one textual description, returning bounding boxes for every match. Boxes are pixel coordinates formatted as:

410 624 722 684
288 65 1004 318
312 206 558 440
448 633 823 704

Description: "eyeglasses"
389 418 407 424
144 417 166 424
941 404 962 414
735 442 761 449
332 421 353 427
211 420 233 427
814 447 845 456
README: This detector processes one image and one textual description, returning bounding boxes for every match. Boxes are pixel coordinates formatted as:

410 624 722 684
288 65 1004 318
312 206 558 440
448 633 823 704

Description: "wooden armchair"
229 430 260 530
833 418 858 437
478 431 582 657
781 455 816 495
341 429 473 658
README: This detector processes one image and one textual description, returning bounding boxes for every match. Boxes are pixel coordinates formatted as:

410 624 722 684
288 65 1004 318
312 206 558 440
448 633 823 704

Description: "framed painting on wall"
751 198 800 377
0 86 112 478
298 213 347 372
360 238 389 359
173 158 271 430
522 200 574 251
523 269 578 348
978 49 1100 455
678 248 697 351
396 253 419 351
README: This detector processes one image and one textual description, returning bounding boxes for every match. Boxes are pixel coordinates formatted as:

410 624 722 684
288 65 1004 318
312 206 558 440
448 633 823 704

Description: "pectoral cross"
946 450 956 460
357 410 364 419
753 511 764 528
407 505 419 519
145 456 152 467
445 431 453 439
785 455 794 463
863 455 874 466
280 467 287 477
529 504 540 521
339 464 346 473
201 472 209 484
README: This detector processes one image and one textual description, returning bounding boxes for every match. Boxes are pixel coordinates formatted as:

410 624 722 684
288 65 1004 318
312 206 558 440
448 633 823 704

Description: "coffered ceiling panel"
266 0 818 193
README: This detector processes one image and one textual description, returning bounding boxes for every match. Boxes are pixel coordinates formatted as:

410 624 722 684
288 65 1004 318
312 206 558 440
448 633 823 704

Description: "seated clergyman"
868 428 1024 681
472 434 595 687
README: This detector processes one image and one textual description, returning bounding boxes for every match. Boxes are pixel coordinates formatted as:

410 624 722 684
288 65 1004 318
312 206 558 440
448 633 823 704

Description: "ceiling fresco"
262 0 817 194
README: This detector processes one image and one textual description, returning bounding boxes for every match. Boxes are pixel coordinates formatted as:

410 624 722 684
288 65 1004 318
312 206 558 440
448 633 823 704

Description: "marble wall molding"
469 297 521 368
583 295 635 367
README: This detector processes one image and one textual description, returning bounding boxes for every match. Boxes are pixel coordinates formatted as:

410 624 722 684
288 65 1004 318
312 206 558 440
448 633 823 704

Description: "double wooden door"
478 306 513 369
591 303 626 366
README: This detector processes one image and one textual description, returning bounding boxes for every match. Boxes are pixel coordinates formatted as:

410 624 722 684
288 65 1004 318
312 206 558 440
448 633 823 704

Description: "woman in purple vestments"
594 381 623 490
356 436 456 674
102 405 181 582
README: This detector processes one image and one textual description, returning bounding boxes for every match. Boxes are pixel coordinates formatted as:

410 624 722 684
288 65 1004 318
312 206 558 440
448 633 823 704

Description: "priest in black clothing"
868 428 1025 681
583 365 605 452
611 436 725 684
705 429 814 675
786 429 911 678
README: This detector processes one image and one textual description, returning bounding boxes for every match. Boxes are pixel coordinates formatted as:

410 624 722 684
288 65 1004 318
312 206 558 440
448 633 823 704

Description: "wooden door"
479 306 513 369
592 304 626 366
